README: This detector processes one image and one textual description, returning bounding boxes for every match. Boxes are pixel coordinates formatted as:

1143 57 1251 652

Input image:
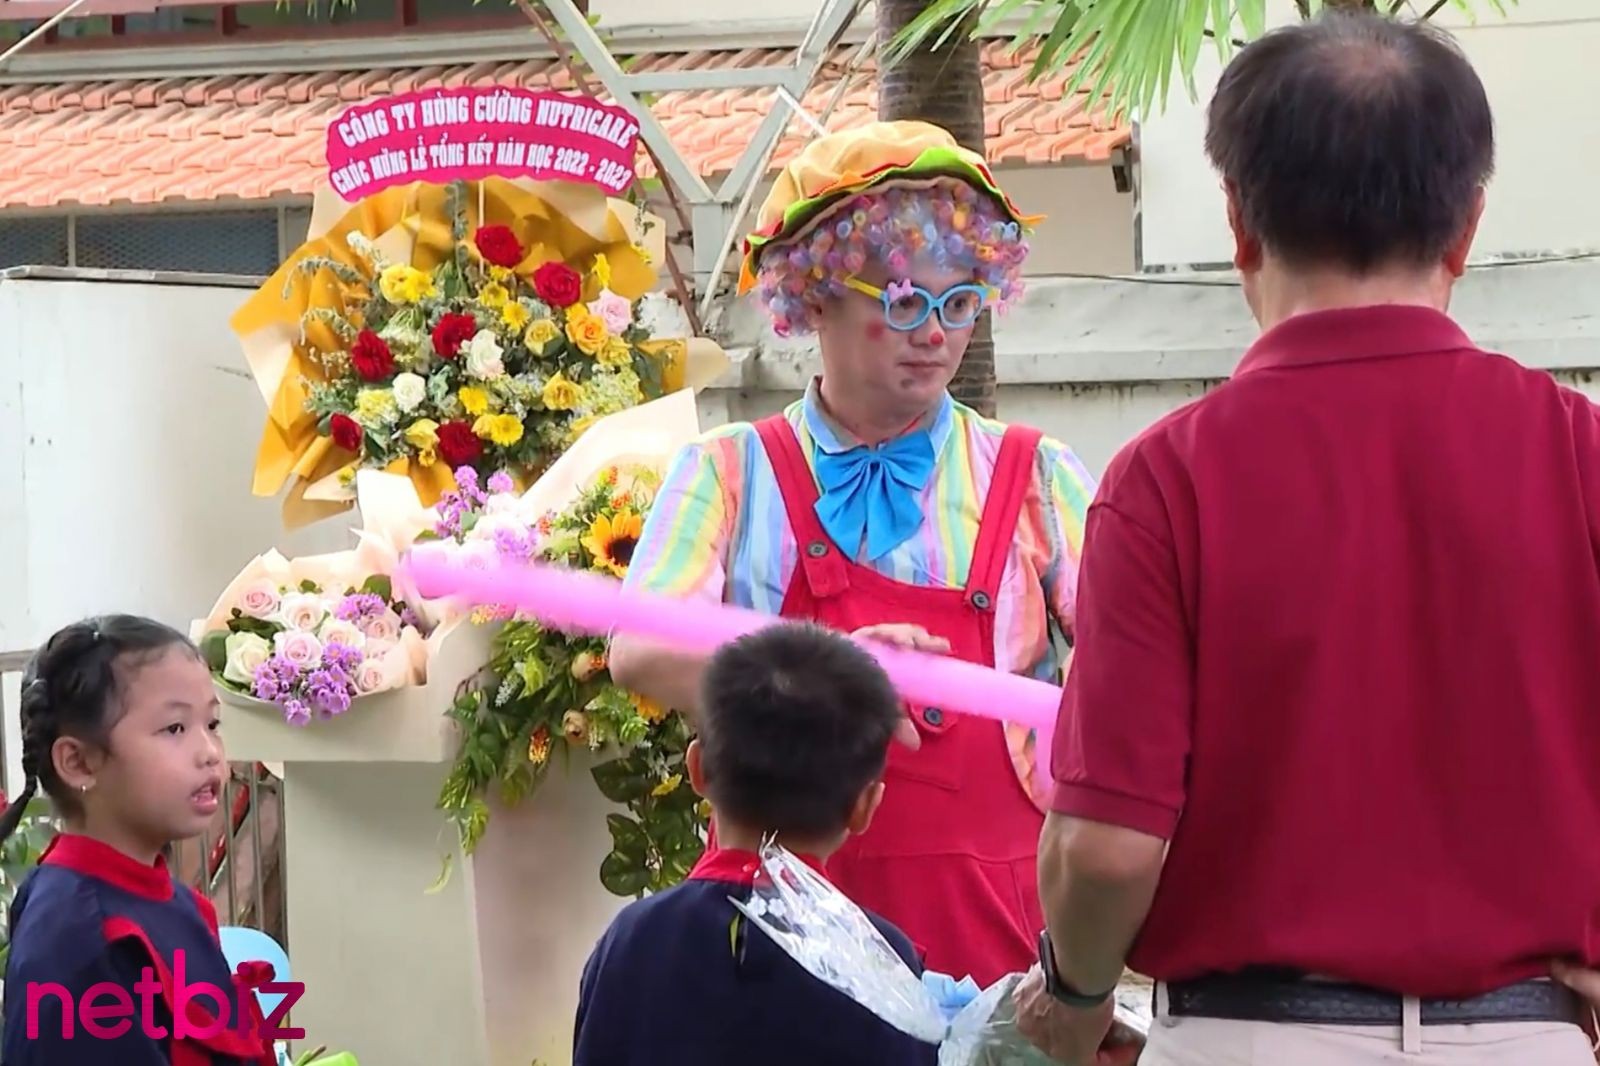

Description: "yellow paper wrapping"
232 176 728 528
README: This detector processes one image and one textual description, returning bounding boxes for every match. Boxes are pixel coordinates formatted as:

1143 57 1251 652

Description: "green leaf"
598 850 651 897
605 813 650 859
591 757 653 804
198 630 230 673
299 579 320 593
425 852 454 894
361 574 393 600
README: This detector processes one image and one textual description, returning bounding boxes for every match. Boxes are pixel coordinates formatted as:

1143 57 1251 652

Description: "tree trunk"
875 0 997 417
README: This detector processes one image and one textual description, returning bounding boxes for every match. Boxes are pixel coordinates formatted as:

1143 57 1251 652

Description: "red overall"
752 413 1047 986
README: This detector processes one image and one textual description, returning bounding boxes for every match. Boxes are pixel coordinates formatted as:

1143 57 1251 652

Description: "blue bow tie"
813 430 937 561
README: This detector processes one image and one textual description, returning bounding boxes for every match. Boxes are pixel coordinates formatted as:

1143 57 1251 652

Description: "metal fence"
0 649 286 943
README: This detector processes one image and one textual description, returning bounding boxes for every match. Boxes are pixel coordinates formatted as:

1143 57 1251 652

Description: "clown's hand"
849 623 952 750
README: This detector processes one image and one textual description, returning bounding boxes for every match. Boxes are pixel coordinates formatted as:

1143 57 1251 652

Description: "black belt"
1165 973 1584 1027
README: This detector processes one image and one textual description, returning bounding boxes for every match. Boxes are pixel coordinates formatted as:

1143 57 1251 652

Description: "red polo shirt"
1052 304 1600 998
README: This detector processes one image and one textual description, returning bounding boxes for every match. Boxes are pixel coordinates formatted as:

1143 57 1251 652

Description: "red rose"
436 421 483 466
532 261 582 307
474 225 524 270
431 312 477 359
329 413 363 452
350 329 394 382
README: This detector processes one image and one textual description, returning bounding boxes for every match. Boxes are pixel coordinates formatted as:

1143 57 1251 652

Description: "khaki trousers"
1141 983 1598 1066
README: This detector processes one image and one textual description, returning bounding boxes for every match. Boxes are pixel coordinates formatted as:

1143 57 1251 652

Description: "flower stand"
219 621 629 1066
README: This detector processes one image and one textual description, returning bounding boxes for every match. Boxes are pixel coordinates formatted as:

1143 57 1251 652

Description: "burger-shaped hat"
737 120 1044 293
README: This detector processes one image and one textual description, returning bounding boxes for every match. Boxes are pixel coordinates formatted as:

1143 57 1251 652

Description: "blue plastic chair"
218 925 292 1017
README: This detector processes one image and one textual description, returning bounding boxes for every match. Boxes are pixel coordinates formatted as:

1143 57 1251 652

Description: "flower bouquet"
426 461 708 896
231 175 729 529
197 552 432 726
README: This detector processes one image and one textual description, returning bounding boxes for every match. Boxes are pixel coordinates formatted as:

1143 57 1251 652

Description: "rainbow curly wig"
754 178 1031 338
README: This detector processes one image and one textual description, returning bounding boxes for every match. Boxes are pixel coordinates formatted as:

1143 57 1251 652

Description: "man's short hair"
1204 10 1494 274
697 621 904 838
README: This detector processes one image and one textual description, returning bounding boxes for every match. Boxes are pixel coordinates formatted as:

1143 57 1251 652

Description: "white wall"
1138 0 1600 268
0 274 350 793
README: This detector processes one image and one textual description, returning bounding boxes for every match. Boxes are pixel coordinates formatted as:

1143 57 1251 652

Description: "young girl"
0 615 276 1065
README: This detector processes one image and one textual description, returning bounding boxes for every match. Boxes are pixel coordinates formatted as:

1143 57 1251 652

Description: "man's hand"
849 623 951 750
1013 969 1141 1066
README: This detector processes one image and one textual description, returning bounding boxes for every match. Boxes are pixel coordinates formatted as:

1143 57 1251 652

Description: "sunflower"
582 509 642 577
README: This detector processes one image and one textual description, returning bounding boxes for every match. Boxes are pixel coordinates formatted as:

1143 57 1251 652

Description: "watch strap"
1037 929 1113 1007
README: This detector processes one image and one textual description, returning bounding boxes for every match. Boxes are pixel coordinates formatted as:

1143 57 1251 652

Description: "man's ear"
845 780 885 837
1442 187 1486 278
686 738 707 796
1224 182 1262 274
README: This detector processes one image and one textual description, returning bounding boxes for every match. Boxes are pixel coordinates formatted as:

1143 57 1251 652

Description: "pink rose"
361 610 404 644
238 580 281 621
588 291 633 334
273 629 323 669
354 658 391 694
278 592 326 632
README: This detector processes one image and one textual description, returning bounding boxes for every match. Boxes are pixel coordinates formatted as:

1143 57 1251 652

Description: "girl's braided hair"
0 615 195 844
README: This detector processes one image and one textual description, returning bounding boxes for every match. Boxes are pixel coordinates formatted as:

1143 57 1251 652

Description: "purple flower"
487 470 514 495
433 496 468 540
251 663 282 702
492 526 533 562
322 640 364 674
305 668 354 718
400 605 422 629
283 699 311 726
335 594 386 622
453 466 485 503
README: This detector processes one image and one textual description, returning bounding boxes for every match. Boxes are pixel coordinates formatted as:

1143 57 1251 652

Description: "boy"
574 621 939 1065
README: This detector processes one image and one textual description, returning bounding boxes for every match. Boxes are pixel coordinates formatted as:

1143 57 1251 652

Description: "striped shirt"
626 380 1097 802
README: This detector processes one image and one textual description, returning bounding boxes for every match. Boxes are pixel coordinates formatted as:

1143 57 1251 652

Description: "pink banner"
325 87 640 202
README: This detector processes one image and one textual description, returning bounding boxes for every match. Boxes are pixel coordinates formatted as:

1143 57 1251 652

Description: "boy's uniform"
575 847 938 1066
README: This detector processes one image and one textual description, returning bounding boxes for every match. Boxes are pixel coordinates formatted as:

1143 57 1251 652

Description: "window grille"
75 210 282 275
0 217 70 270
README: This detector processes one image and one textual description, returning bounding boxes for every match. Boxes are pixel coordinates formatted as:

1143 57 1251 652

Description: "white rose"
222 632 272 686
469 512 528 544
464 330 506 380
278 592 326 632
354 657 391 694
318 618 366 652
273 629 323 670
360 610 403 644
392 372 427 413
237 580 281 621
485 492 521 515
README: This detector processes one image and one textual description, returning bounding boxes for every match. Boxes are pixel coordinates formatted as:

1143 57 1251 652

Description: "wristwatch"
1037 929 1114 1007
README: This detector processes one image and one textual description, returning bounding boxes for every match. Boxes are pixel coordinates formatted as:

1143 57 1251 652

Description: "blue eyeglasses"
843 277 991 332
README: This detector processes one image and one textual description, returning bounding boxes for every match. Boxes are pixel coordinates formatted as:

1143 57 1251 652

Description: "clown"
610 121 1097 984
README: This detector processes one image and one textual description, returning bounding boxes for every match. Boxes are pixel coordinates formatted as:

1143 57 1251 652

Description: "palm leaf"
887 0 1516 122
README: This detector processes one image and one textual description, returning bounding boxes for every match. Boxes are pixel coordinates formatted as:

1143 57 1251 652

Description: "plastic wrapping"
730 841 1150 1065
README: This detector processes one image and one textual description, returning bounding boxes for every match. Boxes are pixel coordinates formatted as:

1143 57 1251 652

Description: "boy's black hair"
696 621 904 839
1205 9 1493 274
0 615 197 843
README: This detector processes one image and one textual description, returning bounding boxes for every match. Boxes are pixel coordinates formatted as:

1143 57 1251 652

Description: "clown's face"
816 258 981 429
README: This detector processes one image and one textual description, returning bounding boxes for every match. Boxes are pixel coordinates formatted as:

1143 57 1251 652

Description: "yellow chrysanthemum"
565 307 609 356
501 301 532 332
478 282 510 310
629 242 653 267
472 413 525 447
590 253 612 290
524 318 560 351
379 264 435 304
488 265 512 284
632 692 668 724
541 373 584 411
353 388 398 426
403 418 440 465
597 337 633 369
582 509 642 577
651 773 682 798
458 386 491 417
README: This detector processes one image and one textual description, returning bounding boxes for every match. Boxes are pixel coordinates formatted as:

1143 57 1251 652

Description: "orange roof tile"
0 42 1128 209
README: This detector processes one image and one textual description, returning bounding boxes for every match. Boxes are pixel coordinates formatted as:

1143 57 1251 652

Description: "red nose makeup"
928 330 945 346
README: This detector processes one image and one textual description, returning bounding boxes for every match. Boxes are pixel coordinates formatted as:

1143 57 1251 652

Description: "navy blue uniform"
575 848 940 1066
2 834 275 1066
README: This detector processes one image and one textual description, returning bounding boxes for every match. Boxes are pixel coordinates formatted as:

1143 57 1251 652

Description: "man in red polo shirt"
1015 10 1600 1066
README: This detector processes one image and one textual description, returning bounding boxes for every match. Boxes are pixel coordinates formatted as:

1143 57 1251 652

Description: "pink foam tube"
402 547 1063 734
